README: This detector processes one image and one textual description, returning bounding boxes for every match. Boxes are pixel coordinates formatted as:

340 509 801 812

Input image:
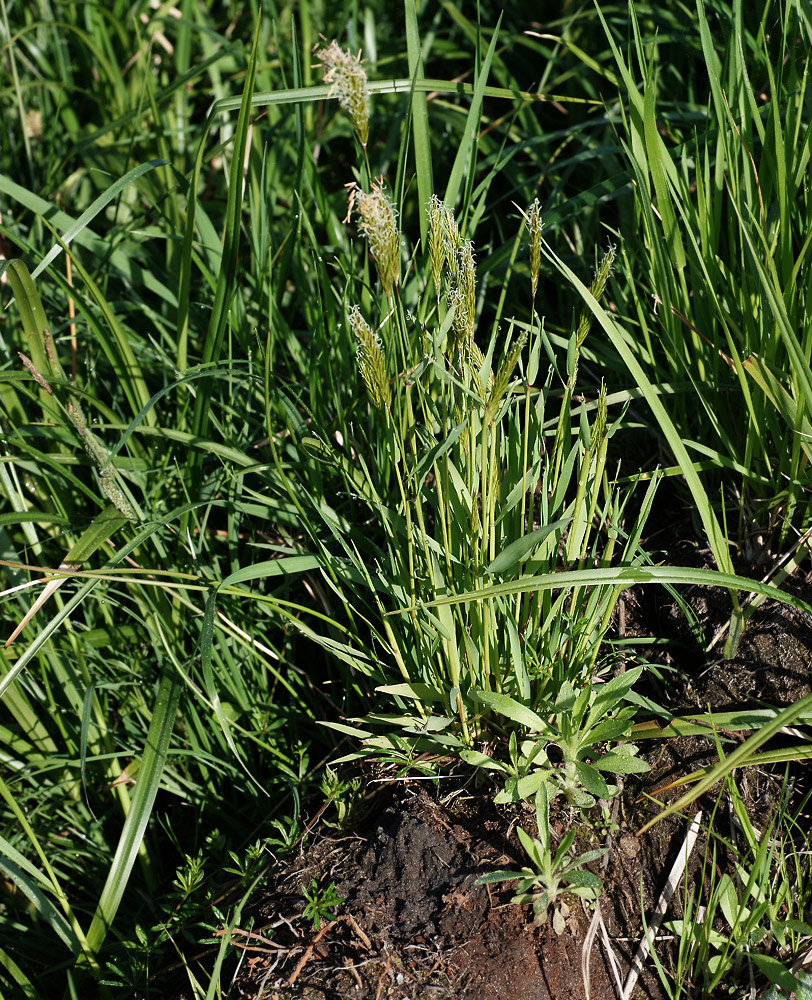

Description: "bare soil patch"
229 783 627 999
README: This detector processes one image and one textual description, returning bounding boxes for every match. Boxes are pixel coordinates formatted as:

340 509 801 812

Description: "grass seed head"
348 181 400 295
316 40 369 148
583 380 609 471
100 467 137 520
442 203 462 281
448 239 476 355
590 243 616 305
427 194 446 300
489 328 528 411
468 338 494 395
527 199 542 304
350 305 390 412
577 243 617 351
18 353 52 394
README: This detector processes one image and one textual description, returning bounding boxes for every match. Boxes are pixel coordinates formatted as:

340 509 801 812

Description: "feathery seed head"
426 197 461 282
446 238 476 357
458 239 476 337
347 181 400 295
446 286 464 356
316 41 369 148
350 305 390 412
442 204 461 280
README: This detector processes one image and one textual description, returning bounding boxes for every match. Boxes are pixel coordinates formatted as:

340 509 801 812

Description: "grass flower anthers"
427 194 446 301
448 239 476 356
427 195 461 289
316 40 369 149
442 205 461 279
346 180 401 295
426 197 481 362
350 305 390 413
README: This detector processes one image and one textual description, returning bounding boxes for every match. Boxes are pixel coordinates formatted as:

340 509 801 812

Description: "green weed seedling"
266 814 302 856
477 784 605 934
223 839 269 884
466 666 650 812
320 766 362 829
302 879 345 932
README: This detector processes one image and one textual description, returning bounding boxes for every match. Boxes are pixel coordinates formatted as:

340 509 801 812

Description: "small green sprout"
302 879 345 931
477 784 605 934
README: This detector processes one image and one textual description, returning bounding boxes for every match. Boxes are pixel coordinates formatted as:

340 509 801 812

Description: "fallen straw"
622 811 703 1000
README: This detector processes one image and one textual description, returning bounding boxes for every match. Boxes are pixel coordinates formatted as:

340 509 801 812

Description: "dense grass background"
2 0 811 996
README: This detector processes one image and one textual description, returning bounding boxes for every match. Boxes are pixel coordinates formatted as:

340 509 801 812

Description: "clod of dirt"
230 785 626 1000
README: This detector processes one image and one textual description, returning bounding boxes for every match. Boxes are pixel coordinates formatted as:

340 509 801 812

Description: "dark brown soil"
228 782 630 1000
225 553 812 1000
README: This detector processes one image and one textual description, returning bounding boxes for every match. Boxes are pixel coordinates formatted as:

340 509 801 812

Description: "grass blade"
79 671 181 969
637 690 812 834
404 0 432 250
189 16 261 462
387 564 812 618
444 15 502 211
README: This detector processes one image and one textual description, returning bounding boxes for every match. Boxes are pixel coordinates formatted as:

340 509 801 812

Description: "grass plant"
588 0 812 602
663 774 812 999
1 2 811 997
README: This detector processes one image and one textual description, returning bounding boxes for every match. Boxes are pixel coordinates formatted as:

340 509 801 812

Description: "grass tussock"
1 2 812 997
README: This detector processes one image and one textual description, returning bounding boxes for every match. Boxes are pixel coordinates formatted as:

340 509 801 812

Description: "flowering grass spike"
350 305 390 413
316 40 369 148
346 180 401 295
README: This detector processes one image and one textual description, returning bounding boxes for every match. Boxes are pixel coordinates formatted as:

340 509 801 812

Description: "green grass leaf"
80 672 181 968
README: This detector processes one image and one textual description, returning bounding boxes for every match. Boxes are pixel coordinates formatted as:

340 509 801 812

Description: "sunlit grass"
1 1 811 997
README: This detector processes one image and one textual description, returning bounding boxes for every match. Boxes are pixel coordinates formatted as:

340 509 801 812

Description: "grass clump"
593 0 812 581
1 2 812 998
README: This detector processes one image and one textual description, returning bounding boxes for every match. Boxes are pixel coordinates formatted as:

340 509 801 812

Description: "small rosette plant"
477 784 606 934
462 666 651 811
